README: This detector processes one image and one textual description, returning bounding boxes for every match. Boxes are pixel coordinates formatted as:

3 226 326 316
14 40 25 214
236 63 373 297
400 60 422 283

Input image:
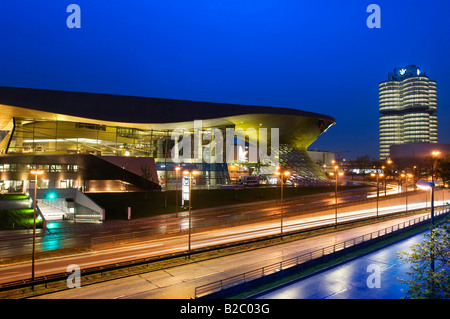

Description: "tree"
397 224 450 298
140 164 153 181
436 154 450 185
351 154 374 179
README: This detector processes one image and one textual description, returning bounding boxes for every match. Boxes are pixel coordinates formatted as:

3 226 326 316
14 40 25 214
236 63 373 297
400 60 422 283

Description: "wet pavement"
255 231 428 299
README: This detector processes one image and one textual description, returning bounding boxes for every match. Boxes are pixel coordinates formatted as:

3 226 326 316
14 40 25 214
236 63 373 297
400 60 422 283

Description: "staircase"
37 201 67 220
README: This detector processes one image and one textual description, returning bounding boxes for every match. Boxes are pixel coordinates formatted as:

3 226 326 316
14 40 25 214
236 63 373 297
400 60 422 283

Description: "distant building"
379 65 437 160
307 149 335 169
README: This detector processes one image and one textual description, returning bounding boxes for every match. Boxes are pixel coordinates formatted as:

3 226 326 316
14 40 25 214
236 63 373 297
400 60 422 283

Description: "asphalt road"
0 195 437 285
0 188 374 258
29 212 433 299
254 231 428 299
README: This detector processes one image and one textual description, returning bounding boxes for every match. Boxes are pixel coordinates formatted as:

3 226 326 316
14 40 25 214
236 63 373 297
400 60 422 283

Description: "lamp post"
30 169 44 289
399 173 405 194
406 174 412 212
371 172 383 218
399 173 409 212
183 169 198 258
417 180 436 225
383 159 393 196
275 166 290 236
431 151 440 225
175 166 181 212
413 166 417 191
329 165 344 228
445 183 449 205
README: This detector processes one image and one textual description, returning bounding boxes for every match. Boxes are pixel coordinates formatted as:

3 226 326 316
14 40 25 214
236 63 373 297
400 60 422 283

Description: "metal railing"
194 206 450 298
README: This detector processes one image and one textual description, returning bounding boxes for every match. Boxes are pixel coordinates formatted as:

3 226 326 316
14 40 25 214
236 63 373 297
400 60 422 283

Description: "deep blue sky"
1 1 449 159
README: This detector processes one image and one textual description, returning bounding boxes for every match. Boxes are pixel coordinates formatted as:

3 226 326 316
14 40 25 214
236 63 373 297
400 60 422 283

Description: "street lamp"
371 172 383 218
383 159 393 196
432 151 441 157
417 180 436 225
30 169 44 289
413 166 417 191
425 152 441 275
183 169 198 258
175 166 181 212
432 151 440 182
406 173 413 212
429 151 440 224
444 183 449 205
275 166 290 236
399 173 411 213
329 165 344 228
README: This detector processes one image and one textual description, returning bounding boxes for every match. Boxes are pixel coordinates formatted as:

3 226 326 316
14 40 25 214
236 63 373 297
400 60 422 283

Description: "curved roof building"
0 86 335 193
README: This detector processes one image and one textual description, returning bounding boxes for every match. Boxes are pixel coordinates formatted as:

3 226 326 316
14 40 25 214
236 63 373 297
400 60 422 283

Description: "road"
0 188 376 258
0 192 442 286
254 230 428 299
30 211 434 299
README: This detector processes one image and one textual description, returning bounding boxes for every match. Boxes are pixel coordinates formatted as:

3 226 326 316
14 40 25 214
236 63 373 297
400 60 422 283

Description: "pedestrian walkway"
37 202 67 220
254 231 428 299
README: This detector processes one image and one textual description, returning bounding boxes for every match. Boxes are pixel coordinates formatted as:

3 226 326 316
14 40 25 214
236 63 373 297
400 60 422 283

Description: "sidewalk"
255 230 429 299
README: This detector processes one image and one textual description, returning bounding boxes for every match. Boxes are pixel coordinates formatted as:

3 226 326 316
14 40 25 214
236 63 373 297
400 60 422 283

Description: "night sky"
1 1 449 159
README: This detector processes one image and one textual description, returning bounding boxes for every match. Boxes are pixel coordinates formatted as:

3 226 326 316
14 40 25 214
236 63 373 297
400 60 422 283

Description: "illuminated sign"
182 176 189 205
399 68 407 76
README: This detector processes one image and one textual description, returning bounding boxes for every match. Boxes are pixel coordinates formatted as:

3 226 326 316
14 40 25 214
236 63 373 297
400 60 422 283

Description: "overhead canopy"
0 86 336 149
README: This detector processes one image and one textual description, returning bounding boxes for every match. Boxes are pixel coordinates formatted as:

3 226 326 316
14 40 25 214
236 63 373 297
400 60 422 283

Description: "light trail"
0 194 445 285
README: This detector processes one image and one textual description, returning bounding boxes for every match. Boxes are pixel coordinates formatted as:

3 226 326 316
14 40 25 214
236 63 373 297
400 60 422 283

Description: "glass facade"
0 115 332 189
279 145 328 182
379 65 437 160
1 117 231 189
6 118 172 157
156 162 229 190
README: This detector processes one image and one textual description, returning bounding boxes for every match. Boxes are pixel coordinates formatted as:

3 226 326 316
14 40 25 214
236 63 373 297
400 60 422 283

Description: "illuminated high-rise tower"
379 65 437 160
